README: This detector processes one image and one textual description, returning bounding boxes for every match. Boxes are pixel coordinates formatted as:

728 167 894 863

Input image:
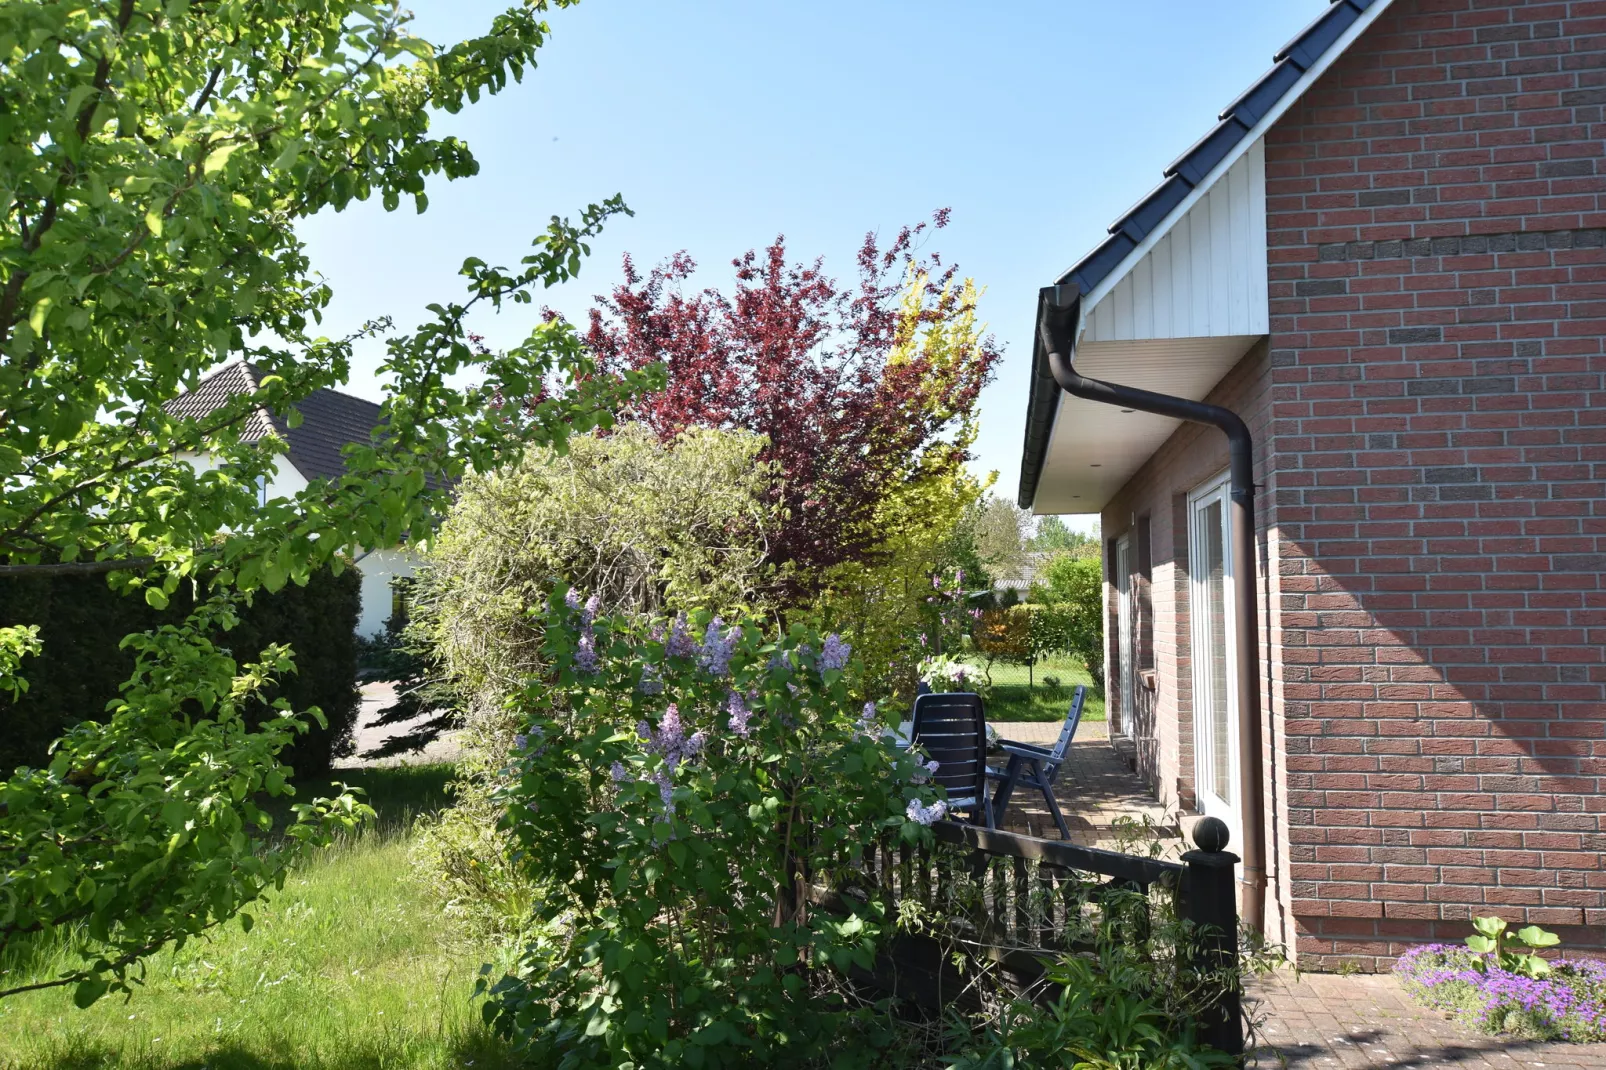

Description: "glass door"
1115 535 1133 738
1188 474 1238 830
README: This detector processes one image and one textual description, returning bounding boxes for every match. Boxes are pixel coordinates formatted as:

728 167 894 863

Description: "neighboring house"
992 550 1055 598
166 360 415 636
1018 0 1606 969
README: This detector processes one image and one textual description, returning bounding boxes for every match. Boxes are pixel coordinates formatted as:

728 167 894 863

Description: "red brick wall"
1264 0 1606 969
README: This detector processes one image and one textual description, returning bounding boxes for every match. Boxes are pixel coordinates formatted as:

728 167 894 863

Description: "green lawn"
0 765 523 1070
968 654 1105 723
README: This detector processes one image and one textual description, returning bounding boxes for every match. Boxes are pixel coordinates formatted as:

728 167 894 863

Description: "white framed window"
1188 471 1238 831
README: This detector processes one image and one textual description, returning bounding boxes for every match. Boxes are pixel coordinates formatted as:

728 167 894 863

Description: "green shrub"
1033 554 1104 680
477 588 936 1067
0 566 360 775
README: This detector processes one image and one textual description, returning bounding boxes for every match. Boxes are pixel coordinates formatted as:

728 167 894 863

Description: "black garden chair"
910 691 994 830
986 684 1087 839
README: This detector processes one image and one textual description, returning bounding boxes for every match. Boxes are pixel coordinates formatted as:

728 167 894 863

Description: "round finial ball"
1193 816 1231 853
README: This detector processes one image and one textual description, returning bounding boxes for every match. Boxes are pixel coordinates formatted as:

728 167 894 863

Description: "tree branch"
0 557 156 578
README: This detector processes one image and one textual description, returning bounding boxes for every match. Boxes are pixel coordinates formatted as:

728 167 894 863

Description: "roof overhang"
1030 335 1263 513
1017 0 1397 514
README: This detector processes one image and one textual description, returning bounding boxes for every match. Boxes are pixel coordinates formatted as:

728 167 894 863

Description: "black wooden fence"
844 815 1243 1055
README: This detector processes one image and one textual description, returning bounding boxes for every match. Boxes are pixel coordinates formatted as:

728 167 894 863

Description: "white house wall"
1084 139 1269 344
354 546 417 637
175 450 309 501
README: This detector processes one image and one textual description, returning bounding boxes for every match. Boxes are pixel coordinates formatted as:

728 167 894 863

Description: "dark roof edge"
1022 0 1385 511
1017 287 1068 510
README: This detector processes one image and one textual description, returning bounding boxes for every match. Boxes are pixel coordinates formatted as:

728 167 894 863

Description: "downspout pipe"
1036 284 1267 936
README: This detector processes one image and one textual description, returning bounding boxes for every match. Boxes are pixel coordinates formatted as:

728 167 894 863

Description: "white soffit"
1032 336 1263 514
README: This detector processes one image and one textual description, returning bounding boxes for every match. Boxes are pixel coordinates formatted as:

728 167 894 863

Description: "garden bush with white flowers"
476 587 943 1068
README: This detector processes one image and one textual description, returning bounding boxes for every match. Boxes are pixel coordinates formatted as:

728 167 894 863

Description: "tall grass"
0 766 523 1070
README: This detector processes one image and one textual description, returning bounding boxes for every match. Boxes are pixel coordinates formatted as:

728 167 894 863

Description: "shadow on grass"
260 762 456 836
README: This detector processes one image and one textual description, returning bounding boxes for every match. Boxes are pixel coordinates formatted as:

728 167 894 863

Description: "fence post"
1181 816 1242 1056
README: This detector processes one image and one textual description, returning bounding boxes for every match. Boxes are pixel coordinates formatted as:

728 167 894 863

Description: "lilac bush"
478 586 944 1068
1395 943 1606 1041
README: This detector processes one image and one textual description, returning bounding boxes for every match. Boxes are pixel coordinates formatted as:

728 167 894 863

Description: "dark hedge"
0 567 360 776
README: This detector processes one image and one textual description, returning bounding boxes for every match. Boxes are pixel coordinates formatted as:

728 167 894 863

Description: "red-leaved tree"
584 212 1001 593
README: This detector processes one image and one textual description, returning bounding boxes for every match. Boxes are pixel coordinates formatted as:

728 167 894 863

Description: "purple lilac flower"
610 761 629 783
818 633 851 672
564 588 581 610
697 618 734 677
575 631 599 673
727 691 752 737
906 799 948 826
853 701 880 740
638 663 663 695
652 768 675 813
582 593 600 627
666 611 696 658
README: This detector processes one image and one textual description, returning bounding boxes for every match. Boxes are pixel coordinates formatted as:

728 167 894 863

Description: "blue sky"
300 0 1329 530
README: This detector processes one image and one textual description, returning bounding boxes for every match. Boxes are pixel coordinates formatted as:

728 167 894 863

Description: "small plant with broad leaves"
475 587 941 1068
1465 915 1560 979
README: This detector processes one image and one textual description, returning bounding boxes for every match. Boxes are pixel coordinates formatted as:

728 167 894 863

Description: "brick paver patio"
1248 971 1606 1068
988 720 1181 854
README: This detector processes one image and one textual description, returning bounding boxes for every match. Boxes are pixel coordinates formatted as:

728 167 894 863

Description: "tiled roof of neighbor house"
165 360 382 482
1019 0 1385 510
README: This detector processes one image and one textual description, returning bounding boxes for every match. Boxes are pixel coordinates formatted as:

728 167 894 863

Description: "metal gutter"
1035 285 1268 936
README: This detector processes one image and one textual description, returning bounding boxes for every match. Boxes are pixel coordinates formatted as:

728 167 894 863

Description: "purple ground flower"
1396 944 1606 1041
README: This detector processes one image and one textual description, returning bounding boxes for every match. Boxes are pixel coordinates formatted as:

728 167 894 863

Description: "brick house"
1016 0 1606 969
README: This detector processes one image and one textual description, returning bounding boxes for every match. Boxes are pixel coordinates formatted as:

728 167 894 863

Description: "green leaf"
145 209 163 237
144 587 169 610
240 912 254 933
73 978 109 1009
204 142 243 175
1465 935 1496 954
28 296 52 336
1516 925 1560 949
1471 916 1506 938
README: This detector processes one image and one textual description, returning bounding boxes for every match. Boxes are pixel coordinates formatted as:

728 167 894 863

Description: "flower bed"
1395 944 1606 1041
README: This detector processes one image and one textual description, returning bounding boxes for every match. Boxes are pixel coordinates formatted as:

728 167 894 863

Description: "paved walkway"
987 721 1182 855
1249 971 1606 1068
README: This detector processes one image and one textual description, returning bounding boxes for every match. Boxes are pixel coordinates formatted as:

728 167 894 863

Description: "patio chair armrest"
999 741 1053 760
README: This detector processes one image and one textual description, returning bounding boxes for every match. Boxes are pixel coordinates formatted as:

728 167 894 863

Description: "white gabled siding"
1085 139 1268 344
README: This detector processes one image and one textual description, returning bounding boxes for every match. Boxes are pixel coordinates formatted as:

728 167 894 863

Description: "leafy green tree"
965 494 1032 585
1036 554 1105 680
1032 516 1101 558
0 0 653 1006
